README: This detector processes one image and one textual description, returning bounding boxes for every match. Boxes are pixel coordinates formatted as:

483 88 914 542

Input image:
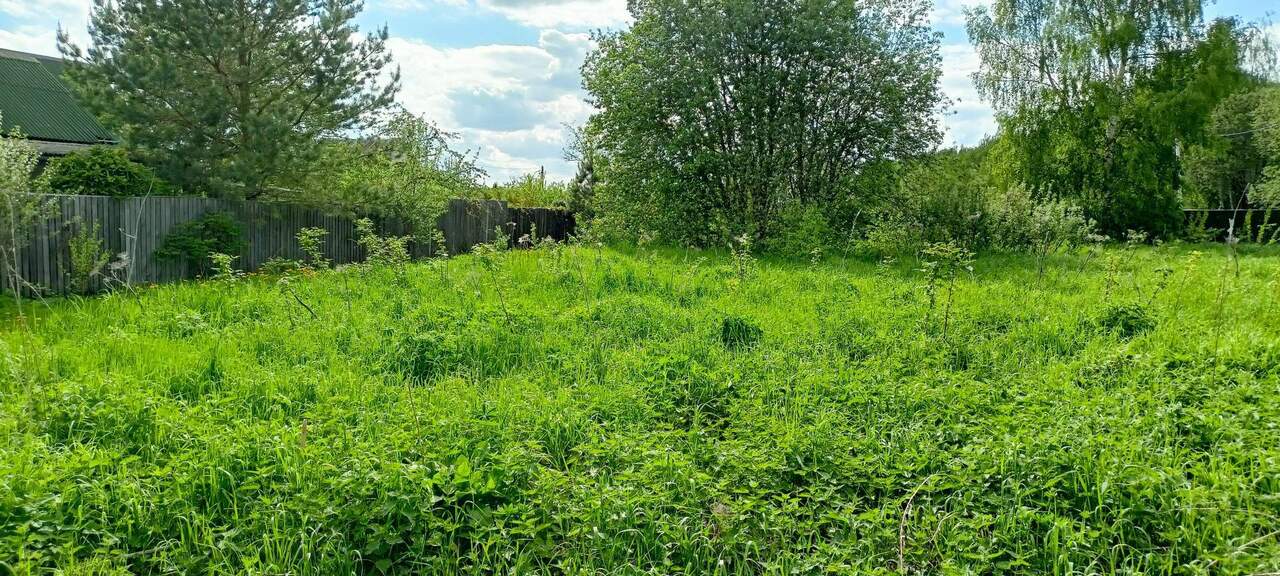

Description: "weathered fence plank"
13 195 575 294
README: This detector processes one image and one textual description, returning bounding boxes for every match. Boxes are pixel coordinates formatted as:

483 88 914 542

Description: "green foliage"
718 314 761 349
765 204 835 259
355 217 409 266
918 241 975 338
294 111 484 236
1096 302 1156 339
727 232 756 286
583 0 943 245
58 0 399 198
0 117 60 298
968 4 1260 235
154 212 246 276
295 227 329 269
2 245 1280 573
1249 88 1280 208
260 256 304 275
208 252 242 282
565 126 598 220
482 170 569 208
1028 200 1096 276
874 145 1000 251
67 222 110 294
862 215 925 261
38 146 165 197
1184 88 1274 208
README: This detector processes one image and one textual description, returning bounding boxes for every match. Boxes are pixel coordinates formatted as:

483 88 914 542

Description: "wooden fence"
14 195 574 294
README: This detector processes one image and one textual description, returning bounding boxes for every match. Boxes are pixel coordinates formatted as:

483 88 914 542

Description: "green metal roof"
0 48 116 145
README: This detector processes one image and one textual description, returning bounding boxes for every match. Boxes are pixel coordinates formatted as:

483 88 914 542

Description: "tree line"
8 0 1279 258
572 0 1280 254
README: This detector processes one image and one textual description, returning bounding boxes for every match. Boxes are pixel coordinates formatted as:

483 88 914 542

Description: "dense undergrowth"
2 244 1279 574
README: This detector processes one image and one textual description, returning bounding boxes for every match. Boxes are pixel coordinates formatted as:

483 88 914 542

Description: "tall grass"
1 243 1278 574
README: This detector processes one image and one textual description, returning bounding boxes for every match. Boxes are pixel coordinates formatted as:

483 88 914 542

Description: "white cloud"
938 43 996 147
929 0 990 27
0 0 90 56
0 26 60 55
387 30 596 181
0 0 91 55
0 0 88 21
475 0 629 29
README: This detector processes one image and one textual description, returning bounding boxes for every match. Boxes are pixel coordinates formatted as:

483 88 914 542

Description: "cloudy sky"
1 0 1273 182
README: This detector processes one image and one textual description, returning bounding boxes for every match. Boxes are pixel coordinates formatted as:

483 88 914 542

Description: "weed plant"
1 243 1279 574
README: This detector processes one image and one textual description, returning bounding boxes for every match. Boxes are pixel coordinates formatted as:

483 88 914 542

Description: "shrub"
260 257 304 275
355 218 410 266
483 171 570 207
1028 199 1095 275
67 222 110 294
0 118 59 300
987 185 1037 250
1096 303 1156 339
208 252 242 281
296 227 329 269
719 315 762 349
861 215 924 260
39 146 166 197
154 212 245 276
893 148 992 247
990 189 1095 274
767 204 834 259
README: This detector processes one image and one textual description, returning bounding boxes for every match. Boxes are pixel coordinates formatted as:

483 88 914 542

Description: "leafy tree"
1250 88 1280 208
0 117 59 304
967 2 1261 235
1184 87 1276 208
483 170 569 208
40 146 166 197
58 0 399 199
583 0 944 245
564 125 597 220
878 144 1002 249
155 212 246 276
292 110 485 237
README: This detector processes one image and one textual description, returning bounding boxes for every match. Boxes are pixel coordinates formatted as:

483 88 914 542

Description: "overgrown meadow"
2 243 1279 574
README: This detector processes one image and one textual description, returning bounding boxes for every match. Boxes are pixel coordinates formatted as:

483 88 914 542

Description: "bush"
260 257 304 275
861 216 924 260
719 315 762 349
40 146 166 197
483 172 570 208
355 218 410 266
987 185 1036 250
67 223 110 294
1097 303 1155 339
154 212 245 276
987 186 1095 272
296 227 329 269
766 204 835 259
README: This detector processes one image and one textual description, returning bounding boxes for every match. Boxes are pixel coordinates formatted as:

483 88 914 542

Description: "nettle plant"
919 241 974 340
472 226 514 323
67 222 110 295
296 226 329 269
355 218 410 267
208 252 242 282
727 232 757 290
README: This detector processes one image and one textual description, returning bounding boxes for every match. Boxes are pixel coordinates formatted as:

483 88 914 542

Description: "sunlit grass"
2 243 1278 574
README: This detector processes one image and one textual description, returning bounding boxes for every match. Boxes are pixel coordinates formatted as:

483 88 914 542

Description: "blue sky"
1 0 1274 182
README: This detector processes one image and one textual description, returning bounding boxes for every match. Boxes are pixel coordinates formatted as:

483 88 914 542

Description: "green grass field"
2 244 1279 574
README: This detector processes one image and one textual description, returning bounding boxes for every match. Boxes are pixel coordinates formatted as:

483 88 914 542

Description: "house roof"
0 48 117 145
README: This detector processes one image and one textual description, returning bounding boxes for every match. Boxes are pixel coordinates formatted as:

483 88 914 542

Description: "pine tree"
59 0 400 199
